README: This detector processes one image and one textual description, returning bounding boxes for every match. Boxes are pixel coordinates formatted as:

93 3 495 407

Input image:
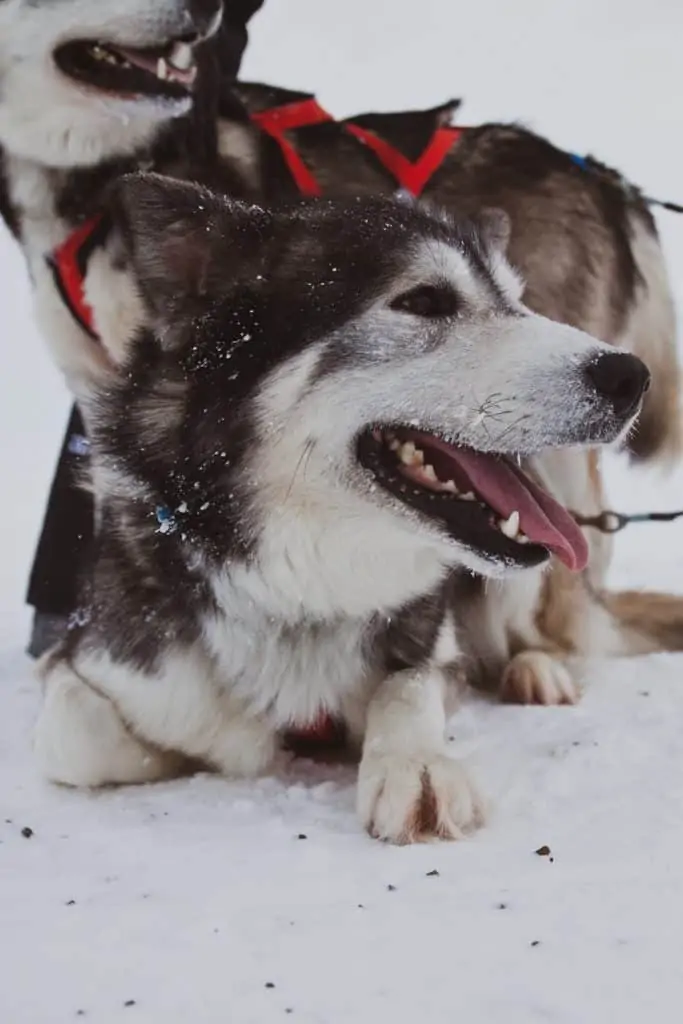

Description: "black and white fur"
0 0 238 389
2 0 681 712
34 175 648 842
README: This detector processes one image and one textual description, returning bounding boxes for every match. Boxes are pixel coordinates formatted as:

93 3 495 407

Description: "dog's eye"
390 284 459 318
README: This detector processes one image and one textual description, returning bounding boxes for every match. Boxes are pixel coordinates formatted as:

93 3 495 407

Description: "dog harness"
252 96 464 197
46 100 464 346
47 214 107 340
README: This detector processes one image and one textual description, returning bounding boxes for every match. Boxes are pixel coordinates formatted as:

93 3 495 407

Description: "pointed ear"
475 207 512 256
432 98 462 127
108 172 264 318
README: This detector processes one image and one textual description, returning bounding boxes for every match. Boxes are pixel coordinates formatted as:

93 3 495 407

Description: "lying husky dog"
0 0 680 704
34 173 651 842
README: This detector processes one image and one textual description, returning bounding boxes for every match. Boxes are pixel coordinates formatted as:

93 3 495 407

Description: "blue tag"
68 433 91 456
569 152 589 172
155 505 177 534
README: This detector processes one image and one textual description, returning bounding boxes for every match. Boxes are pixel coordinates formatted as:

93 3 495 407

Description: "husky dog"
0 0 680 707
34 173 650 842
0 0 260 650
0 0 244 386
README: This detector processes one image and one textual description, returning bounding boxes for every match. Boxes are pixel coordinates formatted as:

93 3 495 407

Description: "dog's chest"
6 157 141 384
204 611 375 729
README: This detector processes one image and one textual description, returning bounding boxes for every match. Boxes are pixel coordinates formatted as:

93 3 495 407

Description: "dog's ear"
431 98 462 127
475 207 511 256
108 172 266 319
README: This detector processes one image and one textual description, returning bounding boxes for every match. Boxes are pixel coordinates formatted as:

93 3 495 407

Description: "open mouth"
357 427 589 571
54 39 198 100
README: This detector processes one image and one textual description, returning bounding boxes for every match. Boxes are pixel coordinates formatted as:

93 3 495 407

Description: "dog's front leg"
357 667 485 844
35 648 278 787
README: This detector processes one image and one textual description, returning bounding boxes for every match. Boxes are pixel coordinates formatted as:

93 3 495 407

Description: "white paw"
357 752 486 844
500 651 580 706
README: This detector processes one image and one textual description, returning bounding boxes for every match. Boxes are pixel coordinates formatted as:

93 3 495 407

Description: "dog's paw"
357 752 485 844
500 650 579 706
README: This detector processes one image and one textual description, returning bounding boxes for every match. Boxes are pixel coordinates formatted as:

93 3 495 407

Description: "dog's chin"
53 37 199 107
356 426 590 574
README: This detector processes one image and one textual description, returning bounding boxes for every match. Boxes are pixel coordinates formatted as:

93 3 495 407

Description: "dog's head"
94 173 649 616
0 0 224 166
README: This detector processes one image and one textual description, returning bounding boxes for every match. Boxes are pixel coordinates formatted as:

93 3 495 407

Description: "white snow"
2 1 683 1021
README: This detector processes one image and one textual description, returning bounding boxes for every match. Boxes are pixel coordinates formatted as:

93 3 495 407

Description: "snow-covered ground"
2 1 683 1021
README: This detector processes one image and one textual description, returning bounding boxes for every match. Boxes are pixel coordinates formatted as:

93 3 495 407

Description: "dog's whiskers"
284 438 317 501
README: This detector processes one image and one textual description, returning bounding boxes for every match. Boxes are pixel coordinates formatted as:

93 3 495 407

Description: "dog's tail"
620 212 682 466
601 588 683 654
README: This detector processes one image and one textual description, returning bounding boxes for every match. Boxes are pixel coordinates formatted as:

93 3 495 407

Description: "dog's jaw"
0 93 191 169
0 0 218 167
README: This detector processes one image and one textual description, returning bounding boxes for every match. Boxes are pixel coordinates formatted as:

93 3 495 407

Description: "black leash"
572 508 683 534
645 195 683 214
569 155 683 214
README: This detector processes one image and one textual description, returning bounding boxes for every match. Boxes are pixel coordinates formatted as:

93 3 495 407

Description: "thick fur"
34 175 646 840
0 0 247 387
1 1 681 727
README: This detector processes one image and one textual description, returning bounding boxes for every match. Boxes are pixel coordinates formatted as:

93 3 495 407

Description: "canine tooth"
499 510 520 539
388 438 401 452
460 491 476 501
399 441 417 464
442 480 458 493
156 57 169 80
170 42 194 71
423 464 437 481
517 533 530 544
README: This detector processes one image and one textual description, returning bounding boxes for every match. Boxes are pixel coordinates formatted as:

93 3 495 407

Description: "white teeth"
423 464 437 482
399 441 417 464
499 510 520 539
517 534 530 544
169 42 194 71
460 491 476 501
388 438 400 452
399 441 427 466
156 57 169 80
91 44 121 66
442 480 458 493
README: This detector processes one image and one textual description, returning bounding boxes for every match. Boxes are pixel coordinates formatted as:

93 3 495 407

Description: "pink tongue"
410 434 588 571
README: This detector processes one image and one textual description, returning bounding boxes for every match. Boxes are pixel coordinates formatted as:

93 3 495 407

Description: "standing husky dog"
35 174 650 842
0 0 680 702
0 0 260 651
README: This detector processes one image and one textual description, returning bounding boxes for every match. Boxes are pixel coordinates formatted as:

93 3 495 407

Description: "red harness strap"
250 97 463 199
48 214 105 340
251 98 333 196
345 123 463 197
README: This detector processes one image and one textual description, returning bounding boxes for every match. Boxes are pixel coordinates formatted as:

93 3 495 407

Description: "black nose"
583 351 651 419
187 0 223 37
